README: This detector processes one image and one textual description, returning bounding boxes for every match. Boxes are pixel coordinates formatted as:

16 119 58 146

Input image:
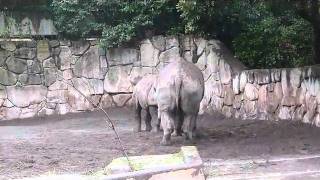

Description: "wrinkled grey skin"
156 58 204 145
132 74 160 132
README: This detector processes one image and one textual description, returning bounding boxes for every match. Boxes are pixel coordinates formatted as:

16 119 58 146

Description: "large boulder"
271 69 281 82
104 66 132 93
281 96 296 106
223 85 234 106
222 106 234 118
47 90 68 104
290 68 302 88
113 94 132 107
243 100 258 118
0 107 21 120
211 81 223 97
67 87 93 111
43 68 58 86
206 48 220 73
0 89 6 106
74 47 104 79
72 78 104 95
43 57 56 68
20 105 40 119
266 91 281 113
232 74 240 95
70 41 90 55
278 106 295 120
151 36 166 51
257 85 268 113
219 60 232 85
0 68 17 85
303 78 320 97
0 42 16 51
107 48 139 66
6 57 28 74
195 52 207 71
254 69 271 85
244 83 259 101
0 49 10 66
140 40 160 67
281 69 293 96
59 46 75 70
166 36 179 49
293 105 307 121
19 74 42 85
14 47 36 59
48 81 68 91
28 60 42 74
302 95 317 123
239 71 247 92
37 40 50 61
49 40 60 48
195 38 207 56
6 85 47 107
99 94 114 108
314 114 320 127
55 103 72 115
210 96 224 111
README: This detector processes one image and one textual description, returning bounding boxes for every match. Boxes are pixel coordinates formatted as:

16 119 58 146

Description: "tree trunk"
313 26 320 64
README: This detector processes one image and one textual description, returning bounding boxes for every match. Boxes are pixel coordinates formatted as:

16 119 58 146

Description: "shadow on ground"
1 107 320 179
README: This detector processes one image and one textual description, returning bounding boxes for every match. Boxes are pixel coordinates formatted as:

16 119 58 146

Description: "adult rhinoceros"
132 74 160 132
156 58 204 145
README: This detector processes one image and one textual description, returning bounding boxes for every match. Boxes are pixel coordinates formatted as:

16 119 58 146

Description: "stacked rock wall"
0 36 319 126
226 66 320 125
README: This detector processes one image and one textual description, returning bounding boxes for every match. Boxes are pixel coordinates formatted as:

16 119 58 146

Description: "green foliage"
176 0 215 34
51 0 181 48
51 0 103 38
232 2 313 68
177 0 313 68
50 0 313 68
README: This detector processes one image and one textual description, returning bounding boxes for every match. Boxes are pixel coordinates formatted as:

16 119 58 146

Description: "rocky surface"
0 36 320 127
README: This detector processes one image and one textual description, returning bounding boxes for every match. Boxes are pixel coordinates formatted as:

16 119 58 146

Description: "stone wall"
218 66 320 125
0 36 319 126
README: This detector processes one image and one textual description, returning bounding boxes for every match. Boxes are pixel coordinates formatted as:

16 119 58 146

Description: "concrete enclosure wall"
0 36 320 126
0 11 57 36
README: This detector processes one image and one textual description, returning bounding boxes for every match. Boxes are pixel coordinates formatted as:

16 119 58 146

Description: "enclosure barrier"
0 36 319 126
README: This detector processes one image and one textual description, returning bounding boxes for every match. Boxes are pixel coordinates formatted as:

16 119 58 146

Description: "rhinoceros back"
157 59 204 113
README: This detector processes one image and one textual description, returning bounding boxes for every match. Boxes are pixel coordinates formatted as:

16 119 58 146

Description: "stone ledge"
100 146 204 180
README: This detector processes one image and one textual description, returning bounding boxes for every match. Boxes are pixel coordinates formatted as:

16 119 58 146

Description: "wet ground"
1 107 320 179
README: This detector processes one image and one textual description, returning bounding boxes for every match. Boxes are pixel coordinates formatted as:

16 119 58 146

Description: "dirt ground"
1 107 320 179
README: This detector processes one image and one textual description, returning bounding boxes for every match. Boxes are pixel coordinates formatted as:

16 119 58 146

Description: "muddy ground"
1 107 320 179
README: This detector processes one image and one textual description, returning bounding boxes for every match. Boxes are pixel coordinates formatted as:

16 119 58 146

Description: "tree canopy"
18 0 320 68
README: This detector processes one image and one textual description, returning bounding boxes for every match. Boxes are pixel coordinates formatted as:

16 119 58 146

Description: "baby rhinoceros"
132 74 160 132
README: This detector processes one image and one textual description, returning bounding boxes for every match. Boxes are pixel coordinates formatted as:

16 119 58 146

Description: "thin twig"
55 73 133 170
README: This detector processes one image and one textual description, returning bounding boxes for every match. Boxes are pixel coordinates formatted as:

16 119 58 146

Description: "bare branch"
55 73 134 171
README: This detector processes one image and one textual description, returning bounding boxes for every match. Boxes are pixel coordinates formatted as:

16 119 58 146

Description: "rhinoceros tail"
174 73 182 110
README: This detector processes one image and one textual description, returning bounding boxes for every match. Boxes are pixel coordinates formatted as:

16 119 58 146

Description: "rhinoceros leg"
134 103 142 132
160 111 174 145
183 113 197 141
172 109 183 136
145 107 152 132
155 107 161 132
